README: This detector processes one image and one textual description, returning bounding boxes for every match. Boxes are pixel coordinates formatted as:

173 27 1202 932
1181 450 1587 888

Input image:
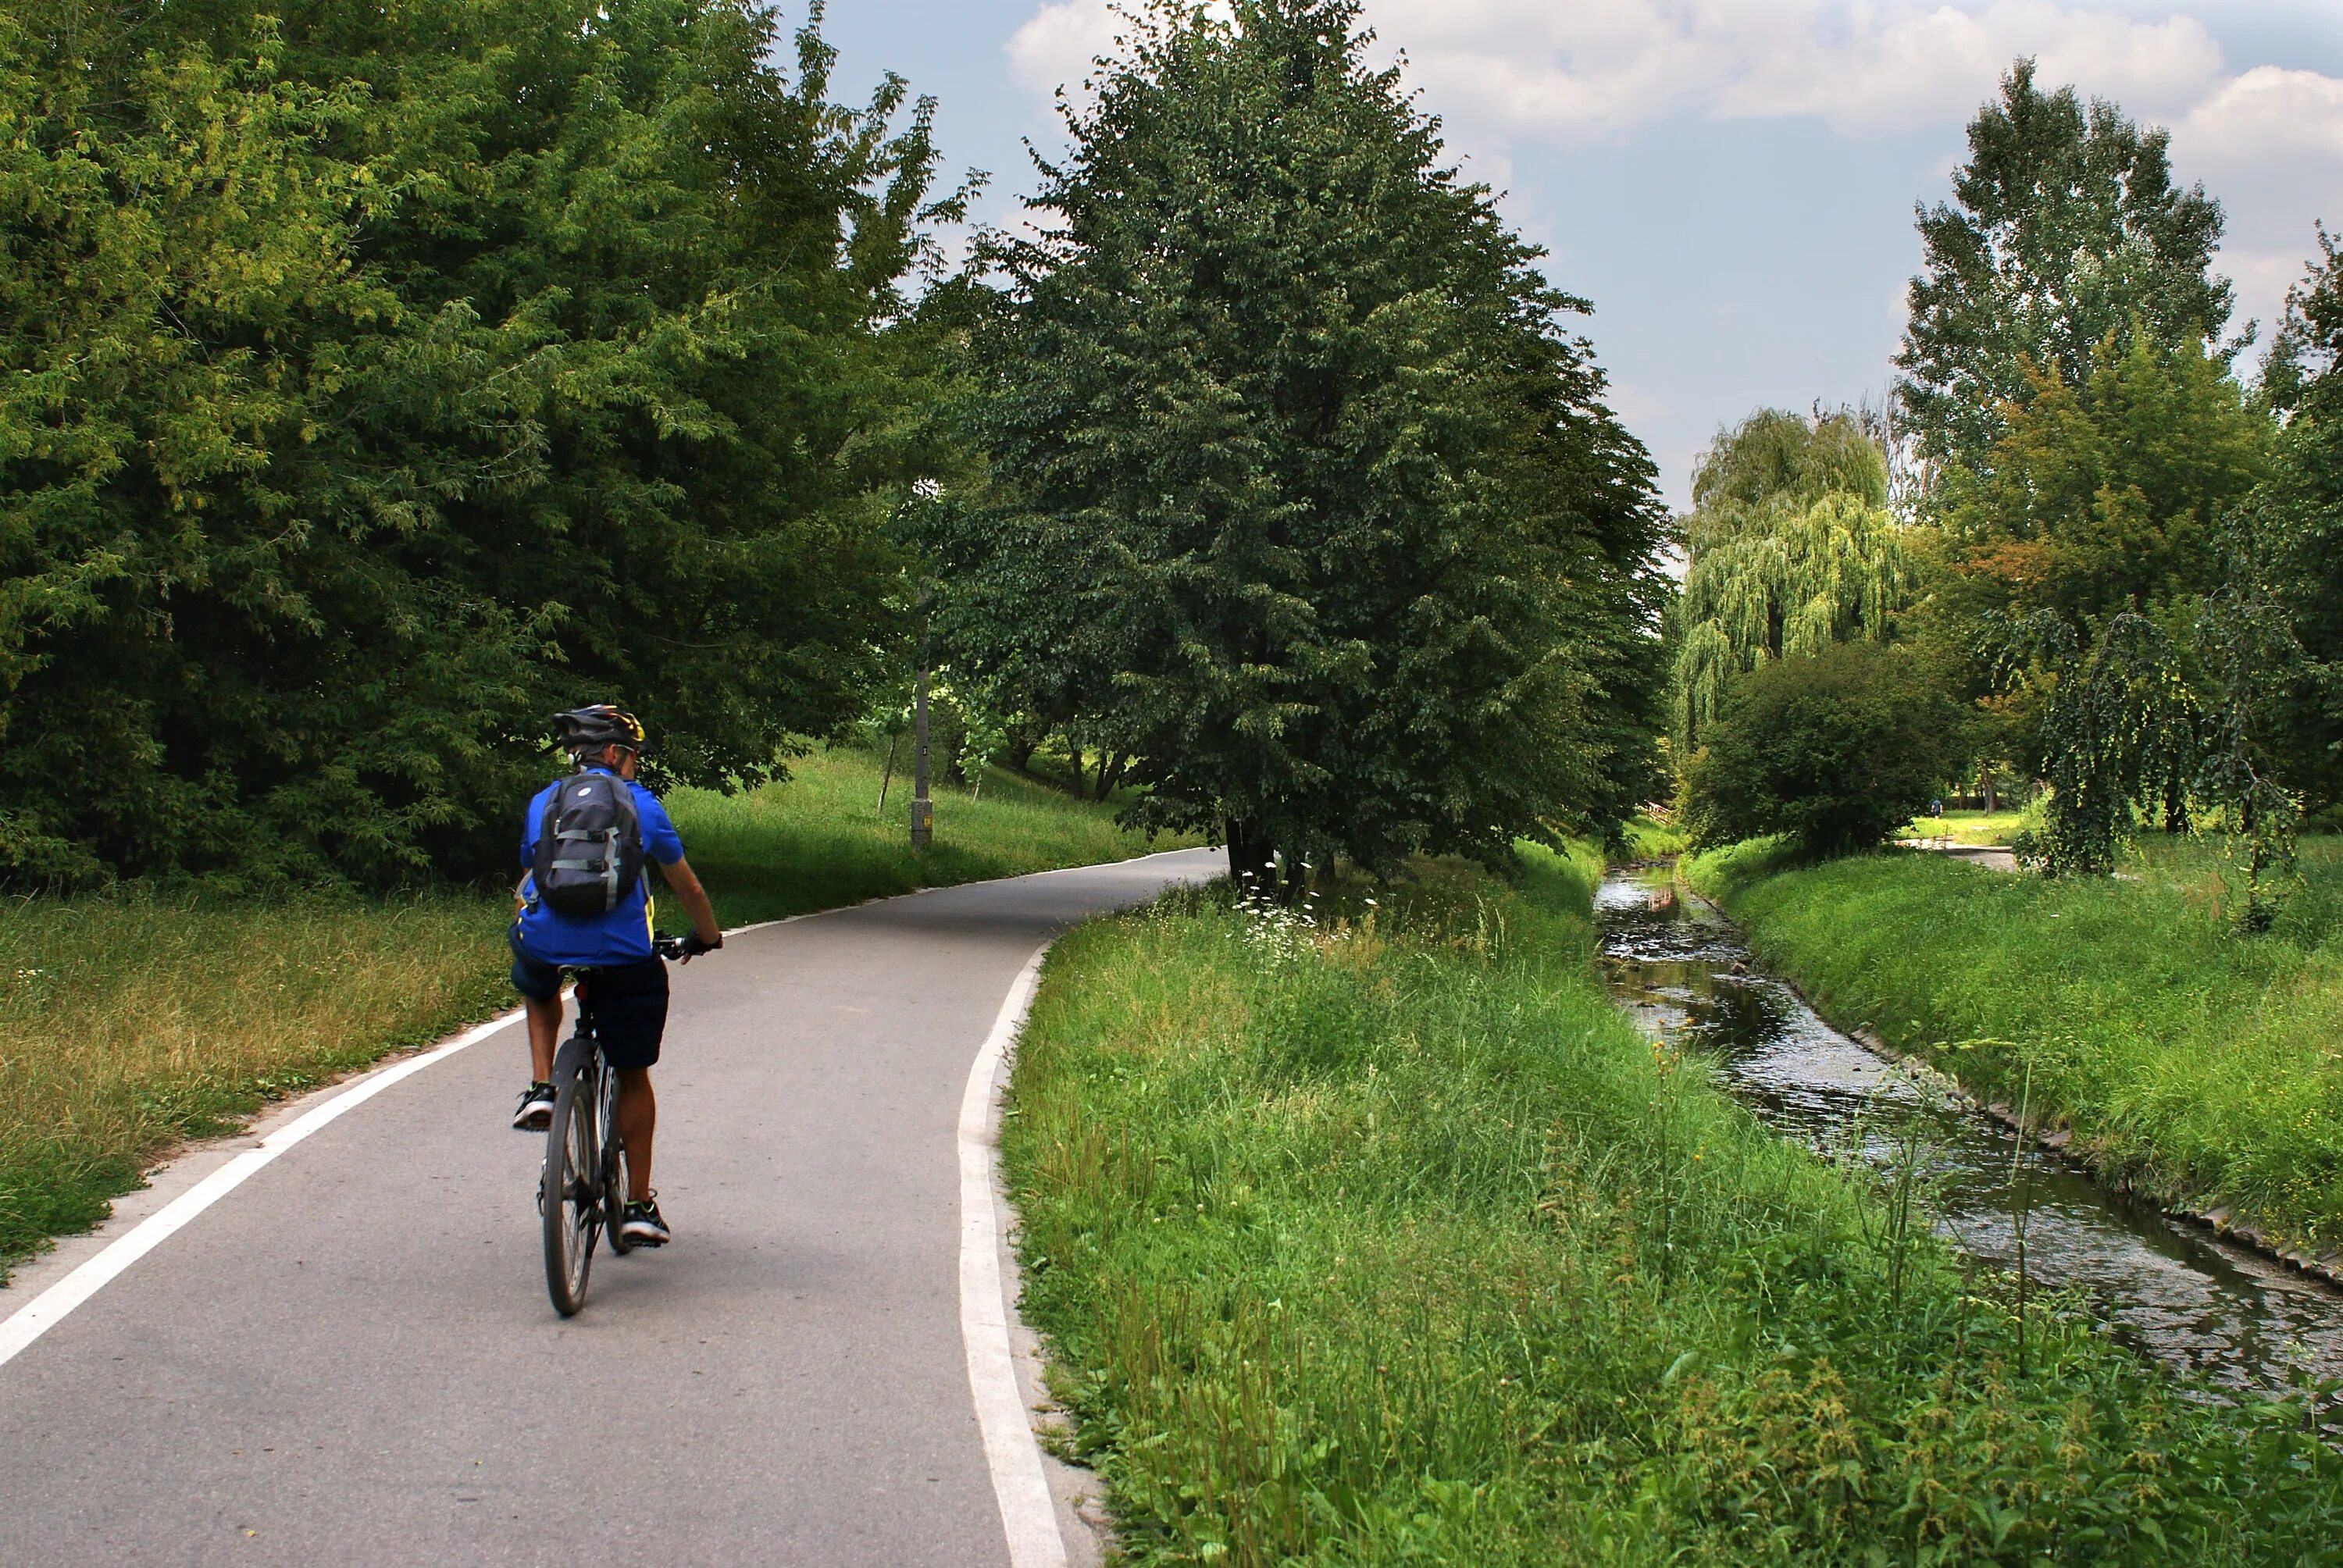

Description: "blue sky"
806 2 2343 509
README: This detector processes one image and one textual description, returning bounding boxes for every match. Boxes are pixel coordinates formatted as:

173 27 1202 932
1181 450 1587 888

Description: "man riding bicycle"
509 704 722 1248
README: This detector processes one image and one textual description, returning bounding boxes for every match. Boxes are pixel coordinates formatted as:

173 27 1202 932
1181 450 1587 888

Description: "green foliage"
929 0 1670 879
1914 330 2271 868
1931 332 2268 630
1685 643 1967 858
0 0 946 886
1685 835 2343 1253
2249 226 2343 812
1897 59 2235 473
2010 610 2199 877
1006 861 2343 1564
1673 408 1915 745
2194 504 2306 928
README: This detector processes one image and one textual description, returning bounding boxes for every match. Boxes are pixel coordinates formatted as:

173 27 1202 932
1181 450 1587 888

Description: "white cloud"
1002 2 2343 338
2180 66 2343 166
1007 2 1124 93
1010 2 2234 138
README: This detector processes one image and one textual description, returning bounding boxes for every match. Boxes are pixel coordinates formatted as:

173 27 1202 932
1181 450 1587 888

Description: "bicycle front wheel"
541 1057 601 1316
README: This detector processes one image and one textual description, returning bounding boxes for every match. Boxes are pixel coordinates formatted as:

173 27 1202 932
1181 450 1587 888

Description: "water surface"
1594 868 2343 1400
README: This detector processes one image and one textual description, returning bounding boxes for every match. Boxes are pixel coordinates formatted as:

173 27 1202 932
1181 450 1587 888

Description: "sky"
801 1 2343 510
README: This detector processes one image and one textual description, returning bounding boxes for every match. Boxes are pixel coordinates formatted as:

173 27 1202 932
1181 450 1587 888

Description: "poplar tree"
931 0 1669 879
1897 60 2234 473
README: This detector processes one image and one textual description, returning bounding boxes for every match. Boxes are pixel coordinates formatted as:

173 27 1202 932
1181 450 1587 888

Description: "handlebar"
654 932 719 962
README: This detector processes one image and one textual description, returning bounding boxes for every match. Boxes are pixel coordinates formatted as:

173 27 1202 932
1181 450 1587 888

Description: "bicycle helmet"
553 704 645 759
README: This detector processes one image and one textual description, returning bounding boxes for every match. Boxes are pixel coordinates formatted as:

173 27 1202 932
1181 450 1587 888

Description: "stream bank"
1594 864 2343 1402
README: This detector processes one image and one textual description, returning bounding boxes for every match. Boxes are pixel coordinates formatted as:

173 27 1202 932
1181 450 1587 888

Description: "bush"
1684 643 1965 857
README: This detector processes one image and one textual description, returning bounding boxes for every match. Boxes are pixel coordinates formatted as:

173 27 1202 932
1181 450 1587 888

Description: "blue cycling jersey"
512 768 686 968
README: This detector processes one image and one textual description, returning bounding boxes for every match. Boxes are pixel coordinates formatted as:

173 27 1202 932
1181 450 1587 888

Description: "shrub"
1684 643 1965 857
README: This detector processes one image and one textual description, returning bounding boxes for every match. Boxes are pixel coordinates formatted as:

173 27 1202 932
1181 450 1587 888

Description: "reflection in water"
1594 870 2343 1399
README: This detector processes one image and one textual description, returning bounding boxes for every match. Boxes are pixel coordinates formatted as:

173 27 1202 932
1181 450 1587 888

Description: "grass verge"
1004 850 2343 1565
0 747 1179 1277
1684 834 2343 1254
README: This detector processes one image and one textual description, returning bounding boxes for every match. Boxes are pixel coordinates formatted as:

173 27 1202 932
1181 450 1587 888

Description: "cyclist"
509 704 722 1247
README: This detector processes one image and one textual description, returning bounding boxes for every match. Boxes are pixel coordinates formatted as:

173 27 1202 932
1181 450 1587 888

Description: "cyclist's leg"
594 956 671 1206
615 1067 656 1201
524 994 563 1082
508 935 565 1128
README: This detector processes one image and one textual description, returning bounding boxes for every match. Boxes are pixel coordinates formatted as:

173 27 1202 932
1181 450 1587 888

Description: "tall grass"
0 747 1178 1275
1685 834 2343 1253
0 893 511 1263
1004 852 2343 1564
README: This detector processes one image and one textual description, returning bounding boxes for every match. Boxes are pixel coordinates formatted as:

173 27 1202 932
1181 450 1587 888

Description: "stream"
1593 866 2343 1402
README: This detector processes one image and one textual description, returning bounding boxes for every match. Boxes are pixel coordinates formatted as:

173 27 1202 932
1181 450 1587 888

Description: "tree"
2251 224 2343 812
2193 502 2304 929
1906 329 2267 825
1671 408 1915 746
2004 611 2198 876
929 0 1669 882
1897 60 2234 475
1682 643 1966 859
1930 333 2267 631
0 0 949 885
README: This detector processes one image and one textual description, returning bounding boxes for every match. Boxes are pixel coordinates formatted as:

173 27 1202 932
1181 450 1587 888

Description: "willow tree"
1672 410 1915 746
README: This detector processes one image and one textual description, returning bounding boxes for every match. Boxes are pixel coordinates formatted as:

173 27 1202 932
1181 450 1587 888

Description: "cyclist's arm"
657 856 722 951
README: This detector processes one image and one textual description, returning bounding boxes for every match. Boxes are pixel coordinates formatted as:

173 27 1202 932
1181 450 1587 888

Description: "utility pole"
910 604 933 850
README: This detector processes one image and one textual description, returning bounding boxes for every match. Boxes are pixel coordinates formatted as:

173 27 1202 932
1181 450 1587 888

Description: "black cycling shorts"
508 933 671 1071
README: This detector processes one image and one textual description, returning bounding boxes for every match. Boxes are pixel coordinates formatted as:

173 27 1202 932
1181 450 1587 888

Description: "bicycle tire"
541 1053 601 1316
601 1060 635 1257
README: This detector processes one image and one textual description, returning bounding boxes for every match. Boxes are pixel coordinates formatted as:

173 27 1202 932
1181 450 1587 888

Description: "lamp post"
911 594 933 850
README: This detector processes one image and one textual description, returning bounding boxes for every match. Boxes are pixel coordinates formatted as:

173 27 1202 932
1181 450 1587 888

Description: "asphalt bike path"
0 847 1220 1566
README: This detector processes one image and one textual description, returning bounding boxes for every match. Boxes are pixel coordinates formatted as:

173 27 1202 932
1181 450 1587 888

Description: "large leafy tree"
1897 60 2234 474
2253 226 2343 811
929 0 1669 880
1671 408 1914 746
1931 332 2268 631
0 0 947 885
1913 330 2268 821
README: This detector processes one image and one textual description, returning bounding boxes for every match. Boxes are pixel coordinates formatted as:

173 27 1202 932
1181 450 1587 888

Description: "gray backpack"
532 772 645 918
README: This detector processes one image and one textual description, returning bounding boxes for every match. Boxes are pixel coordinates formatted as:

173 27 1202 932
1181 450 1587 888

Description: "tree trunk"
1006 728 1038 775
1094 750 1125 801
1065 739 1085 798
1225 817 1274 896
877 732 898 818
1980 766 1998 814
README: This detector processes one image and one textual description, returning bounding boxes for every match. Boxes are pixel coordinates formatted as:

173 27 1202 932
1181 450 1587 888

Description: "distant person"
508 704 722 1248
1931 797 1943 818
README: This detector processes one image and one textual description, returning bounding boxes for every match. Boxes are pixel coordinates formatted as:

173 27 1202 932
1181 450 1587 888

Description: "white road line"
959 944 1070 1568
0 1007 526 1370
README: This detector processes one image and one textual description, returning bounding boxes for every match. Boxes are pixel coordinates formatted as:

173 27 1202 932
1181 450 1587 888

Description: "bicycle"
540 933 706 1317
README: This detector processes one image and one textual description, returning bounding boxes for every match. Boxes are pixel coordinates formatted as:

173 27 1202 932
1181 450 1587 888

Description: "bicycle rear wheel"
541 1053 602 1316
